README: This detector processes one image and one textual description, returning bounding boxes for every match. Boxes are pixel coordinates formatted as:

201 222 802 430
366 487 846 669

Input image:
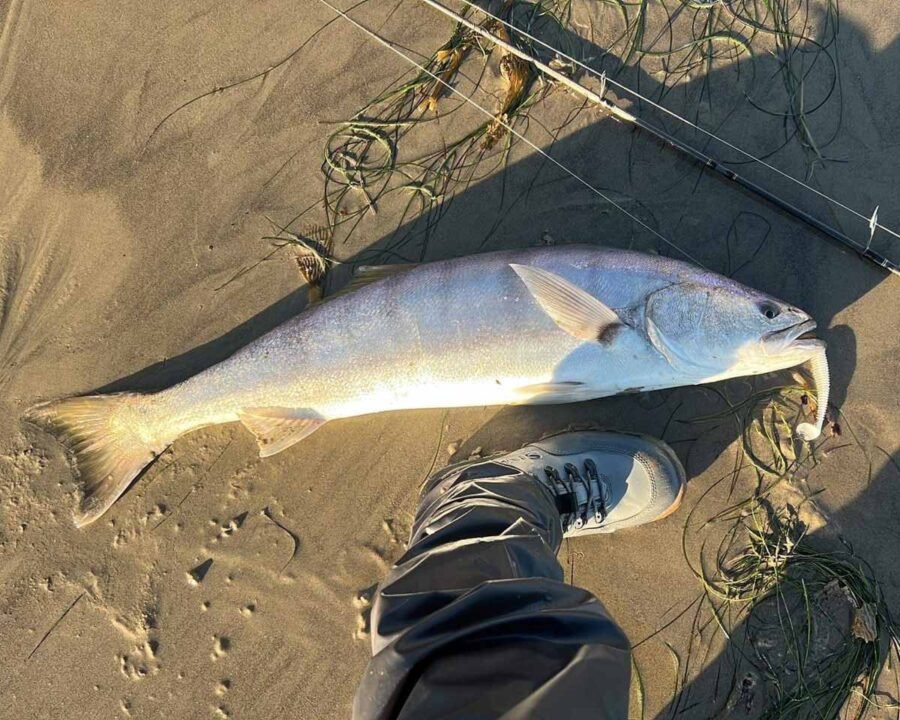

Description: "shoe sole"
643 432 686 521
652 478 685 521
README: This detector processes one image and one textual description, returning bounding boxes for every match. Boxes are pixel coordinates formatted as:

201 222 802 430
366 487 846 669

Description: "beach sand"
1 1 897 717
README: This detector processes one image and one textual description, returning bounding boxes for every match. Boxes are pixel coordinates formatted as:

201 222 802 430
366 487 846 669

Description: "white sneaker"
489 431 686 536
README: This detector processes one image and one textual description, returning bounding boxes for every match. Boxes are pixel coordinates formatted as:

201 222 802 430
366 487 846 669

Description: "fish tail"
26 393 169 527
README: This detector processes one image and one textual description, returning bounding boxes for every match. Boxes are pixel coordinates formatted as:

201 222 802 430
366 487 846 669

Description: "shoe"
486 430 685 537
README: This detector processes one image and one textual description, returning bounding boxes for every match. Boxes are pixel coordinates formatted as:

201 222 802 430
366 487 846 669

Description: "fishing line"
415 0 900 275
446 0 900 243
314 0 708 268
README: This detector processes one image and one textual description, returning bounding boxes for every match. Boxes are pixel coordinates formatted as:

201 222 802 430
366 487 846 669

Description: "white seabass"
27 246 829 526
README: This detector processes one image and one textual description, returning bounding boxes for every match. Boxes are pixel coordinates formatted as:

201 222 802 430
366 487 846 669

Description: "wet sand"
0 1 897 717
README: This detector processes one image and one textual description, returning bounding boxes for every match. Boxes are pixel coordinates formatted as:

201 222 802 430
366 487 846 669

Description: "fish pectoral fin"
239 408 326 458
510 264 623 343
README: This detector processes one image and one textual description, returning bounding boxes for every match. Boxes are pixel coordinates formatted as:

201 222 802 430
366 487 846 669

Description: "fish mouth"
764 319 823 353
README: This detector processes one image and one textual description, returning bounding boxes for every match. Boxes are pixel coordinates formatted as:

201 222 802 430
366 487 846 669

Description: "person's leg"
353 431 685 720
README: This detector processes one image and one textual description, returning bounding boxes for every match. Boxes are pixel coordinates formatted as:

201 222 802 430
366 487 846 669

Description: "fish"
26 245 829 527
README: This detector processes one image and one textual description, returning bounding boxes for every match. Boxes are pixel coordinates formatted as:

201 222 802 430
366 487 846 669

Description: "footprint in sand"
188 558 214 586
210 679 232 718
381 518 405 547
239 602 256 618
118 638 160 680
212 512 248 543
352 584 377 641
210 635 230 661
112 609 161 681
361 515 411 573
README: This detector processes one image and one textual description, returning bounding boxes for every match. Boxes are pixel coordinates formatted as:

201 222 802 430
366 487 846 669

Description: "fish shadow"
94 289 310 394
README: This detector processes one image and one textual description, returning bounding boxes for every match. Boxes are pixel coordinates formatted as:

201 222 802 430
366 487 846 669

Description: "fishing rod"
412 0 900 276
453 0 900 244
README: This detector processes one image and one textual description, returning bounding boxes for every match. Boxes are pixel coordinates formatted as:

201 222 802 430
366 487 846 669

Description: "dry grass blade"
420 25 478 113
263 223 336 302
482 25 532 149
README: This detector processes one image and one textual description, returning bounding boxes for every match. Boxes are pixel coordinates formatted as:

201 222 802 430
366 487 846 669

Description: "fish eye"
759 302 780 320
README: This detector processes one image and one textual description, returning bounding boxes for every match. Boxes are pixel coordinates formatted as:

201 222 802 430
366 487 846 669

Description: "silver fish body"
162 247 700 425
28 245 829 526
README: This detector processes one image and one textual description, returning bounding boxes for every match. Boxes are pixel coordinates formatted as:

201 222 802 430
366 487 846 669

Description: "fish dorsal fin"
513 381 591 403
325 263 417 301
354 263 416 284
239 408 326 458
510 264 623 343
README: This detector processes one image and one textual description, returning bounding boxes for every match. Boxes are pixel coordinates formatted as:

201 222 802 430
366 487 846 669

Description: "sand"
0 0 897 718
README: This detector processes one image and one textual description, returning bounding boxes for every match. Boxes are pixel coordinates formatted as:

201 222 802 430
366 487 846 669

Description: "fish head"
644 279 824 377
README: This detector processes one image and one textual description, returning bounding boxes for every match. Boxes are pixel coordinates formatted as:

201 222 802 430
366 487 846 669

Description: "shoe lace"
545 461 609 532
584 459 609 525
